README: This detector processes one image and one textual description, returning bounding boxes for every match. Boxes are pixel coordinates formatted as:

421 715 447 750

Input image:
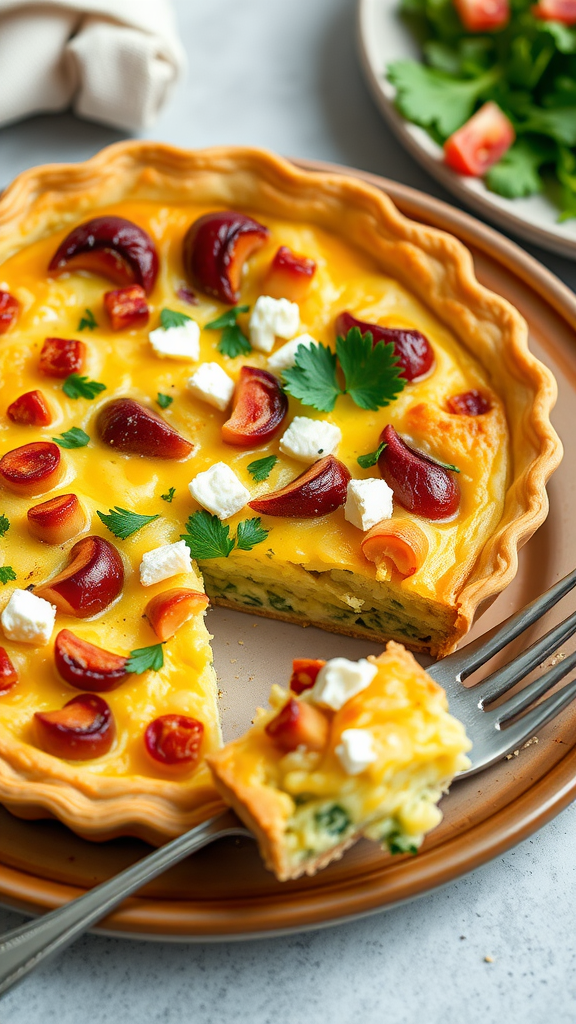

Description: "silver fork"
2 567 576 996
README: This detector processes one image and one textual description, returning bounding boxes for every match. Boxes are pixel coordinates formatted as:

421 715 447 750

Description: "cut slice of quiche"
207 642 472 881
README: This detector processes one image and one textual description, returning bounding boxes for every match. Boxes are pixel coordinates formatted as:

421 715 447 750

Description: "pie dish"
208 642 472 881
0 142 560 843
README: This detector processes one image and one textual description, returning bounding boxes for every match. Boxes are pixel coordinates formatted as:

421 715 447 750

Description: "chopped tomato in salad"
454 0 509 31
444 102 515 177
532 0 576 22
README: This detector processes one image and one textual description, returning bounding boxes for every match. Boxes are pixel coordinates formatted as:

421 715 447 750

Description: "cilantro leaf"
0 566 16 585
62 374 107 400
283 342 342 412
235 517 269 551
205 305 249 330
486 137 554 198
247 455 278 481
0 515 10 538
161 486 176 503
357 441 386 469
126 643 165 674
337 328 406 411
52 427 90 449
557 146 576 221
519 105 576 145
181 511 235 559
160 308 192 329
387 61 499 138
78 308 98 331
157 392 173 409
97 507 160 539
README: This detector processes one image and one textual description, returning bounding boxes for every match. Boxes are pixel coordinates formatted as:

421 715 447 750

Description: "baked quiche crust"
0 142 560 842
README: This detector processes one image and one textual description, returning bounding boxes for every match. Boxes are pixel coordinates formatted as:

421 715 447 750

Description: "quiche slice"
208 642 472 881
0 142 559 842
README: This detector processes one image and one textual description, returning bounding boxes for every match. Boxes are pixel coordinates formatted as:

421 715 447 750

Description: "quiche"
208 643 472 881
0 142 559 842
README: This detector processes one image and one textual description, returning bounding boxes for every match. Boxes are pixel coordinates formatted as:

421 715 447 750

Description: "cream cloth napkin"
0 0 186 131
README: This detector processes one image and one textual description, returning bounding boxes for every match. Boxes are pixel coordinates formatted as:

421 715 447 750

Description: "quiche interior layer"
208 642 472 881
0 198 505 819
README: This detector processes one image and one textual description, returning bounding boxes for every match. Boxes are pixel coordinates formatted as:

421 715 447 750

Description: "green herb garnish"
205 305 251 358
52 427 90 449
160 308 192 330
0 515 10 538
78 308 98 331
0 566 16 585
156 392 173 409
387 831 419 856
283 327 406 412
126 643 165 674
357 441 386 469
62 375 107 401
181 510 269 559
161 486 176 503
97 507 160 540
314 804 351 837
247 455 278 482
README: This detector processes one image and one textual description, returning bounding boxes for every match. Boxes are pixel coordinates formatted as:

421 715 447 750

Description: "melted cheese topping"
0 199 501 801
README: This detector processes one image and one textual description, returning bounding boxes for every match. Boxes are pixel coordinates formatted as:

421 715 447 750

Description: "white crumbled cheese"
139 540 193 588
187 362 235 411
344 477 394 532
189 462 250 519
1 589 56 645
279 416 341 464
310 657 378 710
249 295 300 353
267 333 318 373
336 729 378 775
149 319 200 361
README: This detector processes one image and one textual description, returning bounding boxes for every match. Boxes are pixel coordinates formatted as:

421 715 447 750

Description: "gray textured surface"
0 0 575 1020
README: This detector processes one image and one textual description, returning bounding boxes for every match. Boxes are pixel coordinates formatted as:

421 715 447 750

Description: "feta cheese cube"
344 477 394 532
1 589 56 645
149 319 200 361
336 729 377 775
310 657 377 710
139 540 193 588
189 462 250 520
249 295 300 353
267 333 318 373
187 362 235 411
279 416 341 463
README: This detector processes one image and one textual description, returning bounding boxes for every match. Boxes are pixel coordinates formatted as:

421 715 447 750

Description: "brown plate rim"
0 157 575 939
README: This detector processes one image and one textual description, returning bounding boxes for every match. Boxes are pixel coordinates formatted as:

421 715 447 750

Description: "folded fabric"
0 0 186 131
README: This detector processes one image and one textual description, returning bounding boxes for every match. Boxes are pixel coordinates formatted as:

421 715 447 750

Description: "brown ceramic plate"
0 160 575 940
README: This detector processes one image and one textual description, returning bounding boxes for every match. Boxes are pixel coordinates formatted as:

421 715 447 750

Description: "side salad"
387 0 576 219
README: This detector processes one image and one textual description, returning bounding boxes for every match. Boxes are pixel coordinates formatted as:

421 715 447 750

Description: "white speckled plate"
357 0 576 259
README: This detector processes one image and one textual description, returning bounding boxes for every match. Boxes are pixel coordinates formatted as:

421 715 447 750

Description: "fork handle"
0 810 248 998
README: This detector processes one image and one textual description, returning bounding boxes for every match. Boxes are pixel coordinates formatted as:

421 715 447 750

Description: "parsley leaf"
160 308 192 330
357 441 386 469
78 308 98 331
0 515 10 538
157 392 173 409
161 486 176 503
247 455 278 482
205 305 251 358
387 61 499 138
520 105 576 145
235 517 269 551
52 427 90 449
283 342 341 412
486 137 553 198
97 507 160 539
0 566 16 585
337 328 405 411
126 643 165 674
62 374 107 401
181 511 235 559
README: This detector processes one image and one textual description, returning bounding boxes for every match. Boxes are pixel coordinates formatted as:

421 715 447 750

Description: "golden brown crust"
0 141 560 841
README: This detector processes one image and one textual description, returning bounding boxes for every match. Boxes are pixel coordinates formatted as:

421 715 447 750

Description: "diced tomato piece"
7 390 52 426
0 291 20 335
289 658 326 695
454 0 509 29
144 715 204 768
264 246 316 302
265 698 329 753
444 102 515 177
0 648 17 694
532 0 576 21
39 337 85 378
104 285 149 331
447 390 491 415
